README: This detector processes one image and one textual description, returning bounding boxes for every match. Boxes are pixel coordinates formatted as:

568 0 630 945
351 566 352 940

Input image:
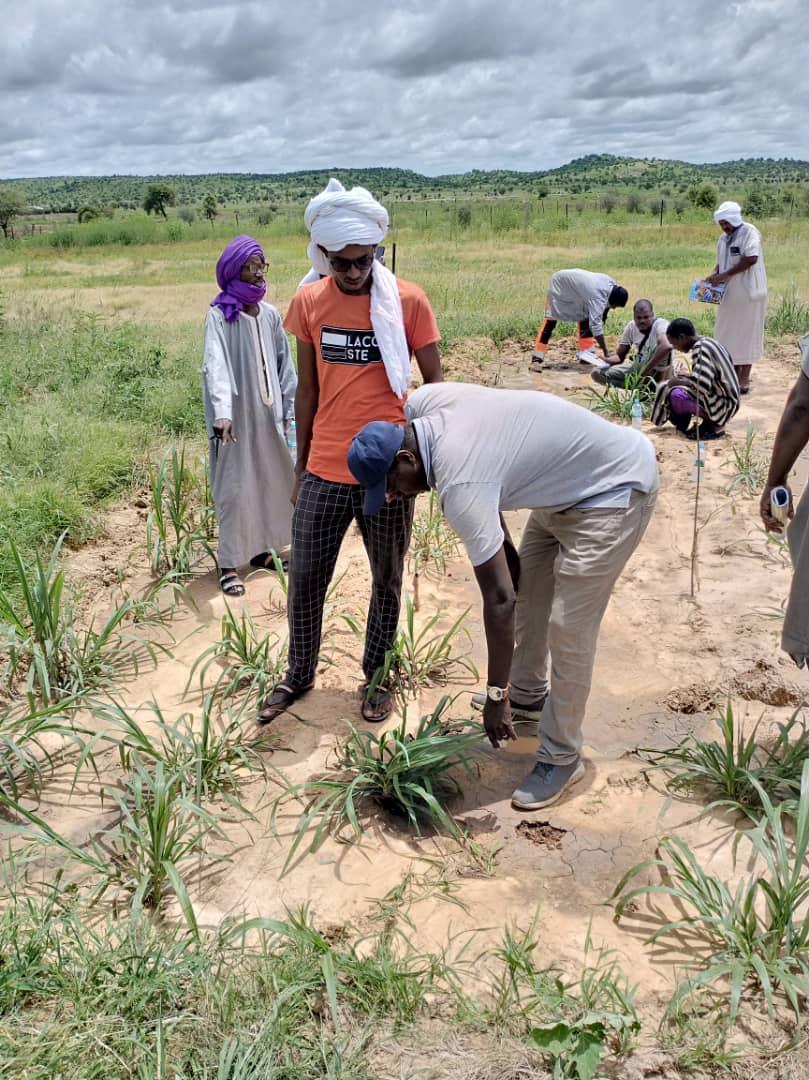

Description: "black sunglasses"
326 252 376 273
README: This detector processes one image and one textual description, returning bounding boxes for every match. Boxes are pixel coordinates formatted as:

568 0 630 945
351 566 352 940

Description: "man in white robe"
203 236 297 595
706 200 767 394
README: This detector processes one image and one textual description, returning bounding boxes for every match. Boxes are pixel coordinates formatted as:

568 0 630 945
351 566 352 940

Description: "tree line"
4 155 809 237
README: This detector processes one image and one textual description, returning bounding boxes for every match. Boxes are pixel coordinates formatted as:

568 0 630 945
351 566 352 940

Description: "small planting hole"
516 820 567 849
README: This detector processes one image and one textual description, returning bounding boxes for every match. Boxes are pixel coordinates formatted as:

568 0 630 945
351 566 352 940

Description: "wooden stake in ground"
690 426 704 598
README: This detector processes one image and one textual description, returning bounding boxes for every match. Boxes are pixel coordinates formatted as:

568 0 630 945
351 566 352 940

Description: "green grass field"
2 208 809 588
3 207 809 1075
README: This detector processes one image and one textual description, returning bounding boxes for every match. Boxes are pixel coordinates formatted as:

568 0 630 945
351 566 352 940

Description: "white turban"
714 200 743 227
304 178 411 399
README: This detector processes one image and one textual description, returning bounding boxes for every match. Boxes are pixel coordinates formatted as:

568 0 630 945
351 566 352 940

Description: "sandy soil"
18 336 809 1073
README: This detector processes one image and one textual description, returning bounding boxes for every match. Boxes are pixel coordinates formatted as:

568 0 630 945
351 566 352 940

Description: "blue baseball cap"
348 421 405 515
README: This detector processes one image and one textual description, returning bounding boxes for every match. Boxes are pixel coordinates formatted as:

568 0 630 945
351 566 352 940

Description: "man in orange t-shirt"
258 179 442 726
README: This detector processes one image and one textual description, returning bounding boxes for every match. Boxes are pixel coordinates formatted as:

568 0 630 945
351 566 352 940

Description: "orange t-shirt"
284 276 440 484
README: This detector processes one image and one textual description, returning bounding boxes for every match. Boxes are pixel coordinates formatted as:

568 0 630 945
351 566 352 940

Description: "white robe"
714 222 767 366
203 302 297 567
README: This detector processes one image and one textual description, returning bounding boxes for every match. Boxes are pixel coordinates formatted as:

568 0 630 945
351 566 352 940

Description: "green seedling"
276 698 483 870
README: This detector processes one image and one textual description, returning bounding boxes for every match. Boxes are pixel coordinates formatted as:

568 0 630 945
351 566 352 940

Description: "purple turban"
211 235 267 322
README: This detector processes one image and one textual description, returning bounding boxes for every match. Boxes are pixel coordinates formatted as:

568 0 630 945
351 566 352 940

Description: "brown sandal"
257 680 314 726
361 685 394 723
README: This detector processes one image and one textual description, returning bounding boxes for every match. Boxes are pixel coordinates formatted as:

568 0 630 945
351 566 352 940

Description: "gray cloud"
2 0 808 179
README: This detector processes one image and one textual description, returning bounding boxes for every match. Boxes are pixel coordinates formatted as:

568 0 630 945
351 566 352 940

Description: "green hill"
5 155 809 214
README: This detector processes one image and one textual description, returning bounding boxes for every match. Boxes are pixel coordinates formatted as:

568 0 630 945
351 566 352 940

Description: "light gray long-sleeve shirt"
546 269 616 336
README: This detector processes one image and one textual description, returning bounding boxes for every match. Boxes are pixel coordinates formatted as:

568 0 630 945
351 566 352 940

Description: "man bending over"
531 268 628 368
348 382 658 810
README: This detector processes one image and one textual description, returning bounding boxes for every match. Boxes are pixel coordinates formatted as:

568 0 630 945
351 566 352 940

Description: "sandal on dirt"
361 685 394 723
249 551 290 572
219 571 245 596
257 680 314 726
685 426 725 441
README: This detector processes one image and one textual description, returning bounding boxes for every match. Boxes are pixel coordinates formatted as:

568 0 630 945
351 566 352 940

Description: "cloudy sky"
3 0 807 178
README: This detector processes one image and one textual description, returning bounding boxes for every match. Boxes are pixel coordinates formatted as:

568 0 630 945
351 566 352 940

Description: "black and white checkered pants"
285 471 414 687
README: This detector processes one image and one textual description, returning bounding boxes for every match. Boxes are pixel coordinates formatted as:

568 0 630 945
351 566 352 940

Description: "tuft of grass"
611 760 809 1024
723 422 769 495
642 702 809 818
0 533 164 704
582 366 655 423
186 604 286 705
276 697 484 870
409 490 460 577
368 597 478 706
491 918 640 1080
97 753 227 915
146 443 216 577
98 696 269 808
767 280 809 336
0 696 88 801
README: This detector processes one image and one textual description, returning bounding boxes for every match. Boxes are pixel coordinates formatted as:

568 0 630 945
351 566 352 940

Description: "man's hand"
290 474 300 506
705 272 729 286
213 418 236 444
760 483 793 532
603 352 622 366
483 697 516 748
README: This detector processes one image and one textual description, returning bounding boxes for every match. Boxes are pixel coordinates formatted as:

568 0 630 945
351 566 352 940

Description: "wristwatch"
486 684 510 702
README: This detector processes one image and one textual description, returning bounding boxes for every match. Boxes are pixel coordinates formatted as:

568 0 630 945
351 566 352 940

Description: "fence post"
391 242 397 275
659 199 664 227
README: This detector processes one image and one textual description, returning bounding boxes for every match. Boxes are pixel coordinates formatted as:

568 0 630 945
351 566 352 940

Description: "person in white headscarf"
257 179 443 727
705 200 767 394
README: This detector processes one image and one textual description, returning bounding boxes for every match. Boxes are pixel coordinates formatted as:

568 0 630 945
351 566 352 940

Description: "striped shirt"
651 336 740 427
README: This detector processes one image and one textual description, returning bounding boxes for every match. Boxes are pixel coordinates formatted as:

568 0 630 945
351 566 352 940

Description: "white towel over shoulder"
305 178 411 399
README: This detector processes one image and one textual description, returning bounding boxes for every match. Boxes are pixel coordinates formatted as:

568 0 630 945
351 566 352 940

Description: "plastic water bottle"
630 398 643 429
286 420 297 459
770 485 790 525
691 439 706 483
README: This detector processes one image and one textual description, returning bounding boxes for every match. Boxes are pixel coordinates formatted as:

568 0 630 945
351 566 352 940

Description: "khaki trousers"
510 488 658 765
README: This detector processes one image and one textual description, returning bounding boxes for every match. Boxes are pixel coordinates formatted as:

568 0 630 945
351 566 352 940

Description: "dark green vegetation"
0 870 647 1079
0 307 201 589
7 155 809 214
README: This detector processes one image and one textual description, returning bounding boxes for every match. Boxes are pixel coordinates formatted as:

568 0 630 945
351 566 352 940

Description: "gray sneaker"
470 692 546 721
511 759 585 810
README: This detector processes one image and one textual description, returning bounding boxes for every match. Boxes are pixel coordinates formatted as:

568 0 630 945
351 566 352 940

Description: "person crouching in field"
650 318 740 441
348 383 658 810
257 179 443 727
203 236 297 596
591 299 675 388
530 268 628 369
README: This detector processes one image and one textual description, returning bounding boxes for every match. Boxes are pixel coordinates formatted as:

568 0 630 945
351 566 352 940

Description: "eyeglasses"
241 259 267 274
326 252 376 273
